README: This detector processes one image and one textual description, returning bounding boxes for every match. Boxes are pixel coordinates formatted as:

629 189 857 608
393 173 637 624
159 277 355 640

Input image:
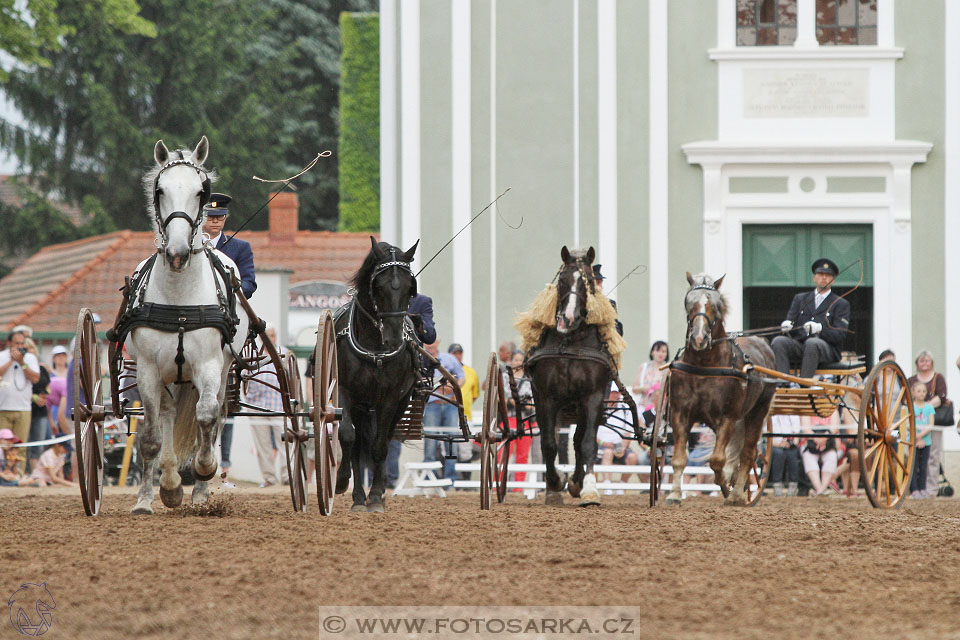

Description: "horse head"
684 272 727 351
352 236 418 346
556 245 596 334
145 136 213 271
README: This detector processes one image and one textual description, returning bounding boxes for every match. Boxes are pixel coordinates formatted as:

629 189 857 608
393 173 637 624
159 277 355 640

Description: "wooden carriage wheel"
858 360 916 509
282 352 309 512
649 375 670 507
479 353 500 510
744 416 774 506
495 367 511 502
73 309 106 516
312 310 340 516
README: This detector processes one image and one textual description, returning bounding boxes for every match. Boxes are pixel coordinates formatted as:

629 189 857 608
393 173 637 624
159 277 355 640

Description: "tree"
338 12 379 232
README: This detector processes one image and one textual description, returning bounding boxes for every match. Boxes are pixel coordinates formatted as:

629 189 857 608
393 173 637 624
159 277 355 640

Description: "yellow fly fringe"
514 283 626 369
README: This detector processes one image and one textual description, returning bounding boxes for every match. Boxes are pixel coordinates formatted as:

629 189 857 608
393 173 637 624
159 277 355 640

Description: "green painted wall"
897 0 946 366
668 0 717 352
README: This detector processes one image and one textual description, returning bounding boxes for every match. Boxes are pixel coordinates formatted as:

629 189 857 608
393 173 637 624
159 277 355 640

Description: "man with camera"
0 330 41 472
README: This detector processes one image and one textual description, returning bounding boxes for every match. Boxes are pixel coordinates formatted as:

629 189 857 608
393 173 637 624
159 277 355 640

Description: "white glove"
780 321 793 333
803 321 822 336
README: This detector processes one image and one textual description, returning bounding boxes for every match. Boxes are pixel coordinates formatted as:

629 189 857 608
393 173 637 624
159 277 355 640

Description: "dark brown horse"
666 273 776 505
526 246 614 506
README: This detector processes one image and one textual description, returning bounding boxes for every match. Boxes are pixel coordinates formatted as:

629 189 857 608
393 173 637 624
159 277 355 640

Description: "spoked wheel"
495 369 511 502
649 376 670 507
744 416 774 506
74 309 106 516
312 310 340 516
282 352 309 512
858 360 916 509
480 353 500 510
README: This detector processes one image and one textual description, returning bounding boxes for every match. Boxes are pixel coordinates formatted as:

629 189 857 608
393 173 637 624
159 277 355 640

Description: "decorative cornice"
682 140 933 167
708 46 904 62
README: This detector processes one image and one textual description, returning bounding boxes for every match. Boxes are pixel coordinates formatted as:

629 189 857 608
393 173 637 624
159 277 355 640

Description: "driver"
203 193 257 299
771 258 850 380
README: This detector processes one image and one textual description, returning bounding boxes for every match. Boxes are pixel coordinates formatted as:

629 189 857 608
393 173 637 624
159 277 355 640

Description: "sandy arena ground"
2 483 959 639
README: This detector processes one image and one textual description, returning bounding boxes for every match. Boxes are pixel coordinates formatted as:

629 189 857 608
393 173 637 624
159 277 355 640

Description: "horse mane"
141 148 217 232
350 242 396 291
686 273 728 321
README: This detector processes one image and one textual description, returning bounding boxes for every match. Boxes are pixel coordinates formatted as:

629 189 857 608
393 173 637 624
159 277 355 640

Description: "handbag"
932 374 955 426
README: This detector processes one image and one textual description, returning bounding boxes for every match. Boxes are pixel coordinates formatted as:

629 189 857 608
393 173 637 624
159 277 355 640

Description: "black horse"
334 238 420 512
526 246 614 506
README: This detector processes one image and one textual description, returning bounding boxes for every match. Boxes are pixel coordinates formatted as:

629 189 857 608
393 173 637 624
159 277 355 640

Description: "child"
20 440 76 488
0 428 24 486
911 381 935 499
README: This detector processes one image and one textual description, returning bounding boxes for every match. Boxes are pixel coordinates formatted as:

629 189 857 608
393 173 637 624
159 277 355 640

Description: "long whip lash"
222 151 331 246
415 187 512 277
604 264 646 297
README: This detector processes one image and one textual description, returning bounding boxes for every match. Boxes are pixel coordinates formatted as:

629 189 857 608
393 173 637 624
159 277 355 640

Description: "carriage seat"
789 355 866 377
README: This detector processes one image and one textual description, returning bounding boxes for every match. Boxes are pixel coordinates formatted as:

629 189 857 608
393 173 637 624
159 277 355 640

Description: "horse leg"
131 372 162 514
537 398 564 506
366 406 398 512
336 390 355 495
709 417 736 499
567 421 586 498
577 392 605 505
349 409 371 511
723 419 746 497
192 363 223 482
728 406 768 506
157 385 184 508
666 408 690 505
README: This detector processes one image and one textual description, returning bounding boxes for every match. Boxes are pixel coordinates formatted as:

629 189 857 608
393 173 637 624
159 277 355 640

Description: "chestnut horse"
666 273 776 505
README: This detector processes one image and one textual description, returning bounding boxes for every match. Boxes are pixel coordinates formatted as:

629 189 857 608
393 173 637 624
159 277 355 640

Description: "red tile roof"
0 229 375 333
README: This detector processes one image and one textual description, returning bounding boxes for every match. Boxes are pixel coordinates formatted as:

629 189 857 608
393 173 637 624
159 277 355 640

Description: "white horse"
128 137 249 514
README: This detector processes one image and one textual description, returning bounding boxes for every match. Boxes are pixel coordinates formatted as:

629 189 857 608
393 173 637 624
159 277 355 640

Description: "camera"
17 348 26 355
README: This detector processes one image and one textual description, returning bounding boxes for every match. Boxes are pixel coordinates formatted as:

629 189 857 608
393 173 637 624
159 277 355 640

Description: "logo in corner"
8 583 56 636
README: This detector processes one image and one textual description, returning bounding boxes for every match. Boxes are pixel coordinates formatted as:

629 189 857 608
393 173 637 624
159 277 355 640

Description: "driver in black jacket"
771 258 850 380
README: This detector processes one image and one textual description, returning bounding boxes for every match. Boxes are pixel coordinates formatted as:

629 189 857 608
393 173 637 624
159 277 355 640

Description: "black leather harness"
669 342 753 381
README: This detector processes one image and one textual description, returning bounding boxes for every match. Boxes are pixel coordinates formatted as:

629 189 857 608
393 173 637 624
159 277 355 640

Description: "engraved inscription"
743 68 869 118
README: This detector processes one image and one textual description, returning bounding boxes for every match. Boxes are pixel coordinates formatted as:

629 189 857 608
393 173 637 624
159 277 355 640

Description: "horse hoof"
724 496 747 507
130 502 154 515
336 476 350 495
567 482 582 498
193 466 217 482
192 486 210 505
159 485 184 508
665 497 683 506
580 474 599 502
579 500 601 508
367 503 385 513
545 491 564 506
351 504 367 512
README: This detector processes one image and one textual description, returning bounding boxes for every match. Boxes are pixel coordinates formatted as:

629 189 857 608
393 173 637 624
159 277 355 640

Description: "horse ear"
193 135 209 165
686 272 695 286
586 246 596 264
154 140 169 165
561 246 570 262
369 236 384 258
403 239 419 262
714 274 725 289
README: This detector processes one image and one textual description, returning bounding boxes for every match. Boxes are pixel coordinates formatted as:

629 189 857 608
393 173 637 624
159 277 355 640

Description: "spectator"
907 350 949 498
878 349 895 362
632 341 669 408
801 410 840 497
910 381 935 499
449 343 480 475
503 350 538 491
0 330 41 473
422 339 465 482
24 338 52 473
769 415 802 496
245 325 289 488
50 345 69 379
0 428 24 486
19 440 75 487
481 341 516 392
598 382 645 494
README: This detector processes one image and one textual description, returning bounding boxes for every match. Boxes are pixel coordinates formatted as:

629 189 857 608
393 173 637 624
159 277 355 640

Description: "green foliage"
0 0 375 234
338 12 379 233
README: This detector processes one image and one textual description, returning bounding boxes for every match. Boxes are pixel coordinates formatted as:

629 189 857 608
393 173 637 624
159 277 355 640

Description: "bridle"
685 282 722 349
555 260 593 328
353 247 417 341
152 154 211 255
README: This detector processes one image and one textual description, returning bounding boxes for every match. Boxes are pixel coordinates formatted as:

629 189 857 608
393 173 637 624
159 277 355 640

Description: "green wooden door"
743 225 872 288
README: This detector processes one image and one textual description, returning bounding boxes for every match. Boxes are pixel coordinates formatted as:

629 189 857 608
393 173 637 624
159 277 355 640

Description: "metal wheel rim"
313 310 339 515
858 360 915 509
283 352 308 512
479 353 500 510
74 309 104 516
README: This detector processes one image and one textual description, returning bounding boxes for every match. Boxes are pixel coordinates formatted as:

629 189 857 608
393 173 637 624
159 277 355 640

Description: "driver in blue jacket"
202 193 257 299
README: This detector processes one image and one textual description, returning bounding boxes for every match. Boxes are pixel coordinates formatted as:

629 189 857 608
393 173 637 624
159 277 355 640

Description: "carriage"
70 302 342 516
649 354 918 510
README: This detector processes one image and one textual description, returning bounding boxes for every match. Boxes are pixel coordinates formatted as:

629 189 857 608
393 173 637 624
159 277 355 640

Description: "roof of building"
0 228 375 333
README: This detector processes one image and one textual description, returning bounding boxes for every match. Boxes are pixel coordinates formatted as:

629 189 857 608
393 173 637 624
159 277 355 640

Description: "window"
816 0 877 45
737 0 798 46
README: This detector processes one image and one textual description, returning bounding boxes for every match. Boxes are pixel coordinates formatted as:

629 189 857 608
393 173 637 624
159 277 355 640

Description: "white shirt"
0 349 40 411
209 232 223 248
814 288 830 310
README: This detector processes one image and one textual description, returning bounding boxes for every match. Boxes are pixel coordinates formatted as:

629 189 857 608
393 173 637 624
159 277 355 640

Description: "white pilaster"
380 0 398 244
452 0 472 361
794 0 818 48
877 0 894 48
947 0 960 450
717 0 735 48
598 0 617 291
489 0 498 353
400 0 421 267
649 0 669 344
573 0 580 247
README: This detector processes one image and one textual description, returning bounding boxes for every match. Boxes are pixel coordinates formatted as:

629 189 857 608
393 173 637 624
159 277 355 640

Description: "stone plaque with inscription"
743 68 869 118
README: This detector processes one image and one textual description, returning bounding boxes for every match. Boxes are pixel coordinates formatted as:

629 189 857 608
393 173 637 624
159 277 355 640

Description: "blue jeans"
423 402 459 481
28 415 52 461
771 445 801 483
220 420 234 468
387 439 401 486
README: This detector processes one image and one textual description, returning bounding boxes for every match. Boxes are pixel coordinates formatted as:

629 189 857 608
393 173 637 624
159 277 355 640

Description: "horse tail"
173 385 200 463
